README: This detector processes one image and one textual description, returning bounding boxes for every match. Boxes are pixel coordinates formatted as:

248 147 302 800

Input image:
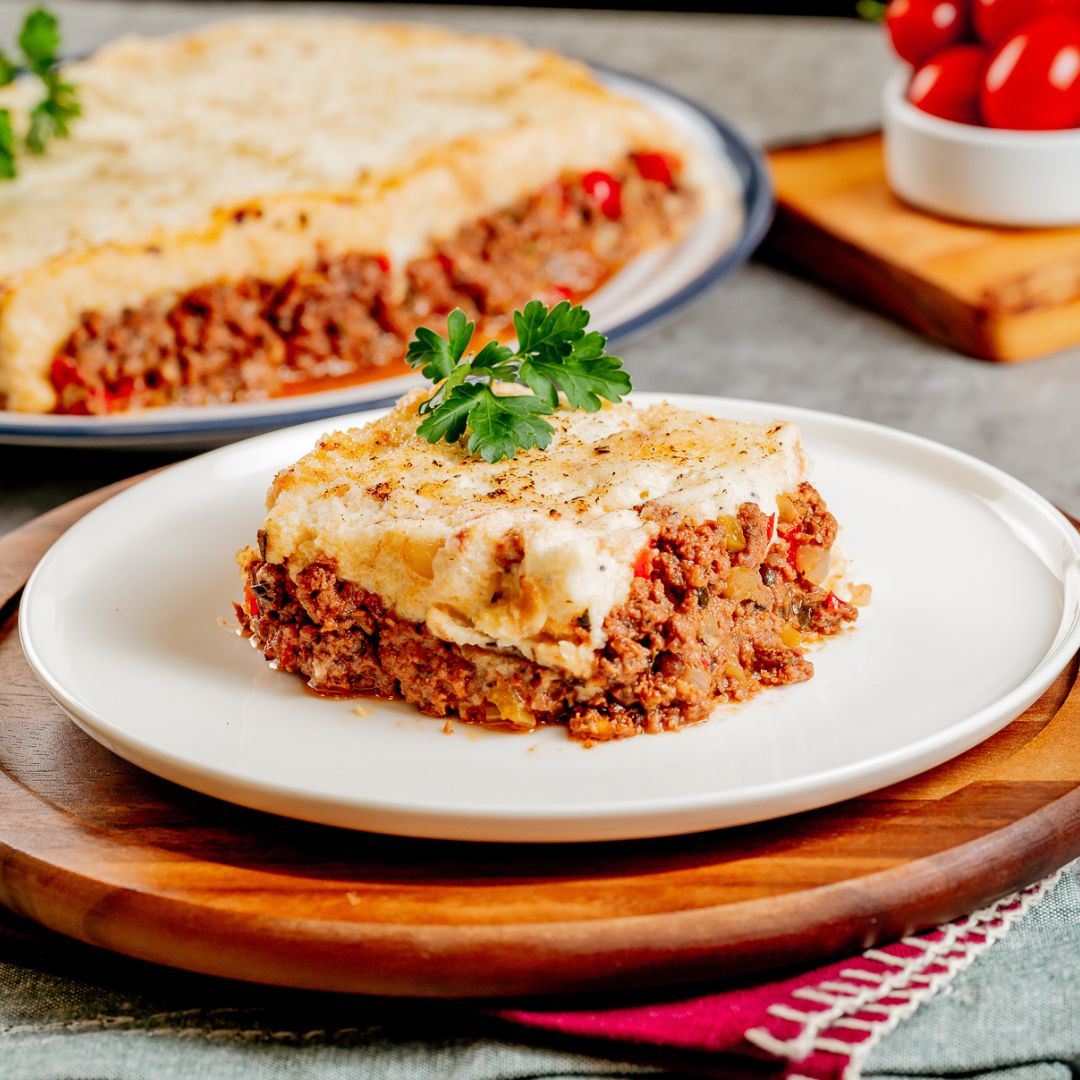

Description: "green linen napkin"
1 863 1077 1080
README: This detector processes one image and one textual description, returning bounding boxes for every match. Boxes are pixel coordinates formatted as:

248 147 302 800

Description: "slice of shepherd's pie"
0 17 711 416
236 379 864 742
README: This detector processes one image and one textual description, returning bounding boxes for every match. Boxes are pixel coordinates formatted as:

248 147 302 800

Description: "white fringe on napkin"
745 869 1064 1080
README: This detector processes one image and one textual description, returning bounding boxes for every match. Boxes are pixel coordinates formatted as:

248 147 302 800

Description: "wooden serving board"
2 481 1080 999
765 132 1080 361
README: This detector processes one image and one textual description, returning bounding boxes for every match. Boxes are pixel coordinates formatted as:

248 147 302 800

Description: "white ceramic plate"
883 70 1080 227
20 393 1080 843
0 70 770 450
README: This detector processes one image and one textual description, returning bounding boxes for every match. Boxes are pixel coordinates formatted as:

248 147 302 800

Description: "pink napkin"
502 873 1057 1079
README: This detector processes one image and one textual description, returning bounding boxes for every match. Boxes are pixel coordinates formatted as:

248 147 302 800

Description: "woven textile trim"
743 871 1063 1079
505 869 1063 1080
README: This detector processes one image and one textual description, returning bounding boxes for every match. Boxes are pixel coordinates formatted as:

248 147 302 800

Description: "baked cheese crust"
261 390 807 679
0 17 706 413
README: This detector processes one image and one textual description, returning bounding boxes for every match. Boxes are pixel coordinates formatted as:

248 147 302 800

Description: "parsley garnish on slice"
0 110 15 179
0 7 80 178
405 301 631 463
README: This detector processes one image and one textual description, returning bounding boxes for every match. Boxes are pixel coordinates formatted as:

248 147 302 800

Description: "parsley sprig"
405 301 631 463
0 7 80 178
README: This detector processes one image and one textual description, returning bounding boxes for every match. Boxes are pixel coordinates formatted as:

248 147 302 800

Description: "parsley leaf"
26 72 79 153
18 7 60 74
405 300 630 462
0 7 80 177
0 110 15 179
405 309 474 383
514 299 590 356
469 339 515 379
465 386 555 464
416 382 483 445
521 350 631 413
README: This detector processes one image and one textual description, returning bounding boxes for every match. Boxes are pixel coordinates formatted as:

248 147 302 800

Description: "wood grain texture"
1 479 1079 998
764 133 1080 362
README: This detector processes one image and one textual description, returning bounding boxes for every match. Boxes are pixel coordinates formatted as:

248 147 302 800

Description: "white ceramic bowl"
883 70 1080 227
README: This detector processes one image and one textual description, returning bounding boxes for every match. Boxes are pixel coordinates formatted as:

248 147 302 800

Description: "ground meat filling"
236 482 858 743
51 154 693 415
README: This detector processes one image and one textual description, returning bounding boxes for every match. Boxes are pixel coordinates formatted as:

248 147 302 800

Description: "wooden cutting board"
765 132 1080 361
1 480 1079 998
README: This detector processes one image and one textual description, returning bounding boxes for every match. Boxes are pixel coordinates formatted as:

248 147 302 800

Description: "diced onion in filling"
723 565 762 602
716 515 746 553
849 582 873 606
795 544 830 585
489 685 536 730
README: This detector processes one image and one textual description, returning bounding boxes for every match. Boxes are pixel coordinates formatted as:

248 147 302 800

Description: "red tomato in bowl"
908 44 988 123
974 0 1080 45
886 0 971 66
981 14 1080 129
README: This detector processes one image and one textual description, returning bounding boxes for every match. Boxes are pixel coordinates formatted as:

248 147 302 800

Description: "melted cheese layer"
262 390 808 678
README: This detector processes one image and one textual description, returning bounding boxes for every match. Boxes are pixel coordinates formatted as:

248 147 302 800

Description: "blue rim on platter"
0 67 773 449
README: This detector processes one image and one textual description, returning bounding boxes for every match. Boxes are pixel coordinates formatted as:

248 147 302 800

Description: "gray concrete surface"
1 2 1077 533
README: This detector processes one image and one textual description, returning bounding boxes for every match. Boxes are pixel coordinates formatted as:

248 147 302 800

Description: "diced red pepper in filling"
551 284 575 301
765 513 776 537
787 545 801 573
436 252 455 276
632 546 653 578
244 583 260 620
52 357 113 414
374 254 392 274
50 355 84 391
823 592 844 612
581 171 622 219
105 375 139 405
632 150 678 187
777 524 801 572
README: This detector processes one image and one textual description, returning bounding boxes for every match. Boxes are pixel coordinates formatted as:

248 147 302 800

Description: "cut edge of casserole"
235 391 866 742
0 17 724 414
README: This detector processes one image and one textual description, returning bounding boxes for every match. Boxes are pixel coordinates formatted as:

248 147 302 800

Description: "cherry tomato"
581 171 622 219
908 44 988 123
885 0 971 66
974 0 1080 45
982 15 1080 128
632 151 678 187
